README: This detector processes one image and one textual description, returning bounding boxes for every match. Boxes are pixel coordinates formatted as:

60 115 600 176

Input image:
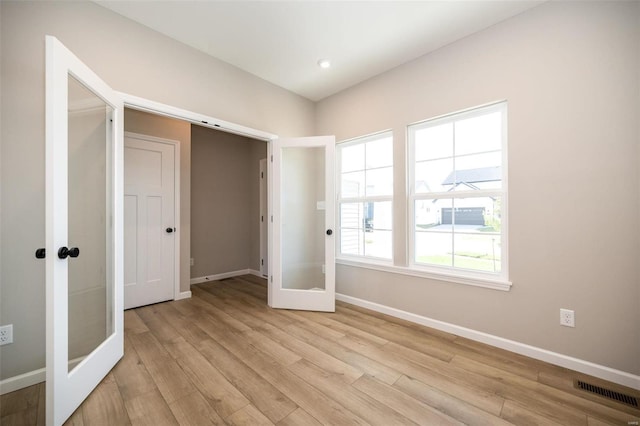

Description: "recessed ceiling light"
317 59 331 69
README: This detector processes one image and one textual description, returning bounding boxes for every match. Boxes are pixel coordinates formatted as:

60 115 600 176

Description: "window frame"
336 130 394 264
407 101 509 284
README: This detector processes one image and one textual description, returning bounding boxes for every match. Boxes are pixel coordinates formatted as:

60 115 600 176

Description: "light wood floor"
2 275 639 425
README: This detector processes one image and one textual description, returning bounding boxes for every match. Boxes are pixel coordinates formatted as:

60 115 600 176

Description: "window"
337 132 393 261
409 102 507 278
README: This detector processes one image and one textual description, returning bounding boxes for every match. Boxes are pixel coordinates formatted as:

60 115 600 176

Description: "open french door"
269 136 336 312
45 36 124 425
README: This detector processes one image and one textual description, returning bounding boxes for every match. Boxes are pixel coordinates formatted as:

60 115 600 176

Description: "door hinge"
261 259 264 266
270 275 273 282
261 172 264 178
271 215 273 223
271 155 273 162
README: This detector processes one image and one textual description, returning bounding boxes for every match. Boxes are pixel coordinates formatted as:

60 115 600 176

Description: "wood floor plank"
352 374 464 426
163 339 250 419
195 339 298 423
80 374 131 426
112 335 158 401
500 400 566 426
128 331 196 405
586 415 618 426
123 389 178 426
124 309 150 335
394 374 513 426
243 329 302 366
291 309 390 346
169 298 204 317
35 382 45 426
256 321 363 385
287 359 417 425
330 310 454 362
135 305 185 345
62 407 85 426
1 407 38 426
195 320 369 425
0 383 40 417
276 407 322 426
167 391 227 426
152 301 212 345
336 331 506 416
284 321 403 385
226 404 274 426
204 285 294 330
172 298 299 423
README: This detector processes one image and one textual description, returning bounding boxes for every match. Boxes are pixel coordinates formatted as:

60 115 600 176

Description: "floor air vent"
575 380 638 408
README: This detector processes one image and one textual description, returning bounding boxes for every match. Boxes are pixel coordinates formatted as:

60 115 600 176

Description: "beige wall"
0 0 314 381
316 1 640 375
124 109 191 293
190 125 266 278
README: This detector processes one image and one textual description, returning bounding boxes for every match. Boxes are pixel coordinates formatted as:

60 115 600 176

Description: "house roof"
441 166 501 185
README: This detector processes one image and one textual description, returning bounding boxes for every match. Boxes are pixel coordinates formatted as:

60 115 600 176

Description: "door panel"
46 36 123 426
270 136 335 312
123 133 176 309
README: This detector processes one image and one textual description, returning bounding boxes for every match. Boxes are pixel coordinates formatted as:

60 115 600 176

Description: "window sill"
335 258 512 291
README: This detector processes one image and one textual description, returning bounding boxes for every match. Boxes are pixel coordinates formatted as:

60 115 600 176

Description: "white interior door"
124 133 176 309
269 136 336 312
45 36 123 425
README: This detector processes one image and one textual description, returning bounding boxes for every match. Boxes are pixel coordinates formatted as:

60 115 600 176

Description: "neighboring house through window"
409 102 507 279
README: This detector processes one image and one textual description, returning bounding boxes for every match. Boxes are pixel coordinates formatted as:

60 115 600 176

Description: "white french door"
269 136 336 312
45 36 123 425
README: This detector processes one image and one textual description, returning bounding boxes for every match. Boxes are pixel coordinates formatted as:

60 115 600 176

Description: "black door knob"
326 229 333 236
58 247 80 259
166 227 174 233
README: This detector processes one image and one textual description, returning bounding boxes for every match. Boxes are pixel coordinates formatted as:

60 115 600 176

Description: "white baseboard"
190 269 251 285
175 290 192 300
0 367 45 395
336 292 640 391
249 269 264 278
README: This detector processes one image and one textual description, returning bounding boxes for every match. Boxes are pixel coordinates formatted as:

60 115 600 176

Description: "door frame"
123 131 181 304
259 158 268 277
118 92 277 285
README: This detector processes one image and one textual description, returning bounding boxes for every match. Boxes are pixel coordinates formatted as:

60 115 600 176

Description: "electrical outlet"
190 258 194 266
560 309 575 327
0 324 13 346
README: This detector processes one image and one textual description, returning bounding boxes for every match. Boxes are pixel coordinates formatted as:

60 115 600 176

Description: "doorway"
124 132 178 309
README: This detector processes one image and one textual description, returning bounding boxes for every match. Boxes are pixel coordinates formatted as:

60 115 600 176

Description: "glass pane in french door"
67 75 114 372
281 146 326 291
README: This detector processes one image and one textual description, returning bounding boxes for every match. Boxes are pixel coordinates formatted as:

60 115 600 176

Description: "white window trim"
336 258 512 291
336 130 394 264
407 101 509 285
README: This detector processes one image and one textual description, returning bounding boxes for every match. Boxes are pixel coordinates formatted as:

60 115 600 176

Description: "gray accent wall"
190 125 266 279
316 1 640 375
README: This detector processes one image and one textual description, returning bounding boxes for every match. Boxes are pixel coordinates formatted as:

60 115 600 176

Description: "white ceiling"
95 1 543 101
